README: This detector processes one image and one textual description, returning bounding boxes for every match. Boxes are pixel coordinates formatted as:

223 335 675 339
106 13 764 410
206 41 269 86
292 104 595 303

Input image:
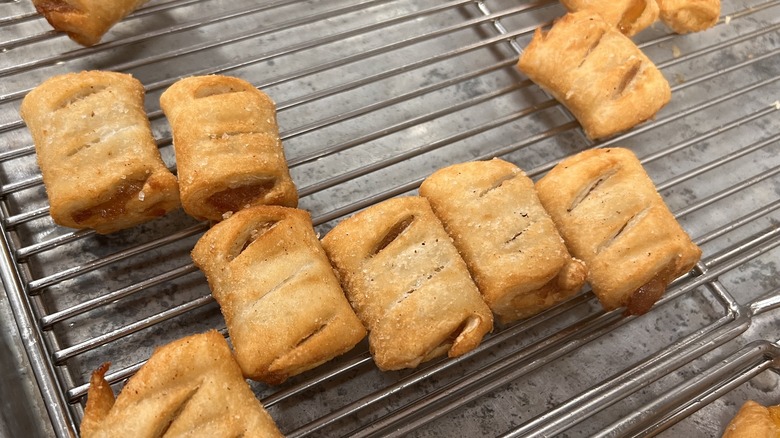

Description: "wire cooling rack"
0 0 779 436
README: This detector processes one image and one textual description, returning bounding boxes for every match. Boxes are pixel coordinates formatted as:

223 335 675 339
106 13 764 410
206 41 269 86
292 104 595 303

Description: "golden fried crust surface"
657 0 720 33
420 159 587 324
32 0 149 46
517 11 671 140
321 196 493 371
20 71 180 234
535 148 701 314
192 206 365 384
560 0 660 36
160 75 298 222
80 330 283 438
721 400 780 438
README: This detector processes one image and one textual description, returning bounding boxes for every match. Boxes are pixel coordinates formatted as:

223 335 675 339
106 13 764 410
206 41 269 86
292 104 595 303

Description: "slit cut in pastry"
20 71 180 234
191 206 365 384
419 159 588 324
657 0 720 33
535 148 701 315
721 400 780 438
160 75 298 222
517 11 671 140
80 330 282 438
32 0 149 46
560 0 660 36
321 196 493 371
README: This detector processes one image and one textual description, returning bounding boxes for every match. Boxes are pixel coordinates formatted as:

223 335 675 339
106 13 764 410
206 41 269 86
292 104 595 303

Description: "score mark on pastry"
371 215 415 257
54 85 108 111
567 169 619 213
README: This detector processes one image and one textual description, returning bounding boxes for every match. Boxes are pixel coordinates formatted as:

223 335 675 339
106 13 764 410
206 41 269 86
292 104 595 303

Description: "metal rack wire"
0 0 778 437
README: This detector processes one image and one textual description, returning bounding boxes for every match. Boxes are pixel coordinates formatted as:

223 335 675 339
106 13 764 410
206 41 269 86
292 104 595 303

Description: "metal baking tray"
1 0 779 436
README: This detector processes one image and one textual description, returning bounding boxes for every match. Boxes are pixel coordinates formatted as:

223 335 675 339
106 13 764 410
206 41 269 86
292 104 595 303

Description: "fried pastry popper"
420 159 587 324
721 400 780 438
535 148 701 314
560 0 660 36
321 196 493 371
657 0 720 33
80 330 282 438
32 0 149 46
160 75 298 222
192 206 365 384
517 11 671 140
20 71 180 234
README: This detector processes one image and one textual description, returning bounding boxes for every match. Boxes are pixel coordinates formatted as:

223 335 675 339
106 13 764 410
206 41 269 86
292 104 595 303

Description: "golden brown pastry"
419 159 587 324
20 71 180 234
517 11 671 140
722 400 780 438
191 206 365 384
657 0 720 33
321 196 493 371
160 75 298 222
560 0 660 36
32 0 149 46
80 330 283 438
535 148 701 314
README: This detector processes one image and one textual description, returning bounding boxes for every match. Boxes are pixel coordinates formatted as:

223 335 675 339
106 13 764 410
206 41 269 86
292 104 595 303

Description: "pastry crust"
160 75 298 222
321 196 493 371
20 71 180 234
722 400 780 438
191 206 365 384
419 159 587 324
560 0 660 36
32 0 149 46
517 11 671 140
535 148 701 314
657 0 720 33
80 330 283 438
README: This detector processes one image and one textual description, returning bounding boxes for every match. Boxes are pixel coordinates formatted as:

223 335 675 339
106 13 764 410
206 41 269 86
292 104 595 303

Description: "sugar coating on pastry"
192 206 365 384
420 158 587 324
321 196 493 371
535 148 701 314
560 0 660 36
32 0 149 46
20 70 180 234
160 75 298 222
657 0 720 33
517 11 671 140
80 330 283 438
721 400 780 438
